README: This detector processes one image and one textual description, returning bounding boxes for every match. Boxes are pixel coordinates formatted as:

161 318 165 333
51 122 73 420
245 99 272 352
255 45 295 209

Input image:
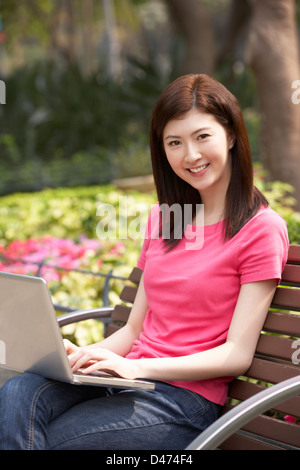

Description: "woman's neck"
196 189 227 226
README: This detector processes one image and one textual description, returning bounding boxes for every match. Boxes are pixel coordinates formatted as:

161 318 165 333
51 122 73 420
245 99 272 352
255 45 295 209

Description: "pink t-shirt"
126 204 289 405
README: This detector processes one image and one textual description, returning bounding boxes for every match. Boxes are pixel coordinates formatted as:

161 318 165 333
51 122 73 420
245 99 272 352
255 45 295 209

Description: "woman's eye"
198 134 209 140
169 140 181 146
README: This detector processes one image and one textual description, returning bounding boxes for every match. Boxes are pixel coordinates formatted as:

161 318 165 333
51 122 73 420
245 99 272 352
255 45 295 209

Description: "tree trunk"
102 0 122 81
48 0 76 66
246 0 300 207
164 0 215 75
81 0 95 76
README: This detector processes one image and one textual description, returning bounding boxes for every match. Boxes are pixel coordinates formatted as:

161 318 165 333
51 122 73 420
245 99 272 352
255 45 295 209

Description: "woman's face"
163 109 234 201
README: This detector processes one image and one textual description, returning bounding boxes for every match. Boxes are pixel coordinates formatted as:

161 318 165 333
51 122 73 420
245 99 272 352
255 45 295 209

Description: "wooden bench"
57 244 300 450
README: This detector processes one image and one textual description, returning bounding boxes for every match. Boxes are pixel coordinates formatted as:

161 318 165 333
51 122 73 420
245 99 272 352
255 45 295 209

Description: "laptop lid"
0 271 74 382
0 272 155 390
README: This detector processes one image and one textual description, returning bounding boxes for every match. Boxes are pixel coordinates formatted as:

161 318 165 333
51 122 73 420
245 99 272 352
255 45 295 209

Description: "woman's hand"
64 339 140 380
63 339 79 356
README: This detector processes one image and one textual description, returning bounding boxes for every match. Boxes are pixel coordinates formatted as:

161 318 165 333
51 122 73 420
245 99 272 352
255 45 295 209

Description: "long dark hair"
149 73 268 250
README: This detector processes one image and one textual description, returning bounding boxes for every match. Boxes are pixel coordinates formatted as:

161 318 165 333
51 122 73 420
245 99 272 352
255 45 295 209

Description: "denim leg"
0 374 220 450
0 372 107 450
46 381 221 450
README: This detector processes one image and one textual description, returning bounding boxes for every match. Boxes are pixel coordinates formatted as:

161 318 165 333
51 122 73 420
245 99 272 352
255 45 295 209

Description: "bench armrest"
186 375 300 450
57 307 114 327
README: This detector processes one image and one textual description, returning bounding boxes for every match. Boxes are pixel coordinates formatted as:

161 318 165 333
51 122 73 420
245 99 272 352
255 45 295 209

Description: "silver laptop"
0 271 155 390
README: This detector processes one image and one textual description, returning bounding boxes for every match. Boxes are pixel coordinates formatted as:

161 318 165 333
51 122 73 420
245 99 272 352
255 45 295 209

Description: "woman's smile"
188 163 210 174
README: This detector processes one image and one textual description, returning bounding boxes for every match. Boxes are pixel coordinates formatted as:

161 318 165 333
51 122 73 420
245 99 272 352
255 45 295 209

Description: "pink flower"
284 415 296 424
0 235 121 284
109 241 126 256
40 267 61 282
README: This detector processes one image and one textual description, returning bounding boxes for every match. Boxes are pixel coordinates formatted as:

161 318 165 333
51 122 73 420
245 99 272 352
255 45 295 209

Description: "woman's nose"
184 143 202 163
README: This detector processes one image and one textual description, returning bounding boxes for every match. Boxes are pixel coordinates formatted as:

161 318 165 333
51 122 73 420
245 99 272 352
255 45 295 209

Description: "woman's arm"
91 272 149 355
133 279 277 381
68 278 277 381
66 273 149 366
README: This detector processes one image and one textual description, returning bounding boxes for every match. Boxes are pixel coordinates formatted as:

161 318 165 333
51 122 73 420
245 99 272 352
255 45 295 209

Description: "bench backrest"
104 267 142 338
105 245 300 450
222 244 300 450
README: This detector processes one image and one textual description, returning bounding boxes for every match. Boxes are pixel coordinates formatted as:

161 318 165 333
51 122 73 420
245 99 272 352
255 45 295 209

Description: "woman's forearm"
89 272 149 356
135 280 275 382
134 340 252 382
88 323 138 357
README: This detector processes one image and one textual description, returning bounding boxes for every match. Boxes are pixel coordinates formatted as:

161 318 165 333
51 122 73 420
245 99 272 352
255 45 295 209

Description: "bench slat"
119 285 138 304
128 267 143 285
111 304 131 323
228 379 300 416
246 357 299 384
220 432 285 450
288 244 300 263
256 334 297 361
282 264 300 284
263 311 300 335
222 404 300 447
243 413 300 447
271 287 300 311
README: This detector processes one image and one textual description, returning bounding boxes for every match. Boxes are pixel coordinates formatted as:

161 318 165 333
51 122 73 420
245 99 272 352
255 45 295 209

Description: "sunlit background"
0 0 299 345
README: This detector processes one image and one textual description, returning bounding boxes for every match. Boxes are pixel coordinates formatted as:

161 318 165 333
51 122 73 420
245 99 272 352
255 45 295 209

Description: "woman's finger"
63 339 78 355
69 349 89 370
81 360 119 376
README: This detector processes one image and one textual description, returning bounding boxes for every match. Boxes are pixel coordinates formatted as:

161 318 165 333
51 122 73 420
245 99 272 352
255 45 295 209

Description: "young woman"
0 74 289 450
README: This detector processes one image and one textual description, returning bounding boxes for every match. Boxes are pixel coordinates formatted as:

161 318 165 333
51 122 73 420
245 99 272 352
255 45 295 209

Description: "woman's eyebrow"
192 127 211 135
164 127 211 140
164 134 180 140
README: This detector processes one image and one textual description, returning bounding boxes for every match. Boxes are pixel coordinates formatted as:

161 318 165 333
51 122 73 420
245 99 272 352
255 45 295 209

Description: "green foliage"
0 138 114 194
0 57 173 164
254 166 300 244
0 184 155 244
0 179 298 345
0 184 156 345
0 176 298 251
0 61 137 160
0 59 162 194
0 184 157 291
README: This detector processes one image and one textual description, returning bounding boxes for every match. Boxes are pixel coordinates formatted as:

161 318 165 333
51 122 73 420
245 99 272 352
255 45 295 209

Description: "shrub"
0 184 156 344
0 181 298 344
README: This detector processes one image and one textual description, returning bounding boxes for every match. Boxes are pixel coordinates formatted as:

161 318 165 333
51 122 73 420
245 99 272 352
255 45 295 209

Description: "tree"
164 0 215 75
102 0 122 80
165 0 300 208
246 0 300 208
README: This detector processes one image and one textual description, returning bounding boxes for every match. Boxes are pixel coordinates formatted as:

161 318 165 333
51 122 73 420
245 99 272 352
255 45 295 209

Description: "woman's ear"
228 133 236 150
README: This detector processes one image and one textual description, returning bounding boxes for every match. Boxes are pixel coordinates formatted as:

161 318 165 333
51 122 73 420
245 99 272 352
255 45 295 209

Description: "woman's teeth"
189 164 209 173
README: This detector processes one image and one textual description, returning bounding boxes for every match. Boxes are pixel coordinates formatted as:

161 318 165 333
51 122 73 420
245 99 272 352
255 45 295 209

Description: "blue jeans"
0 373 221 450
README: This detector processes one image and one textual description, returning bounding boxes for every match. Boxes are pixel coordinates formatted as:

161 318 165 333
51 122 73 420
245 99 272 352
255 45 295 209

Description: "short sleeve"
137 203 160 271
137 235 149 270
237 209 289 285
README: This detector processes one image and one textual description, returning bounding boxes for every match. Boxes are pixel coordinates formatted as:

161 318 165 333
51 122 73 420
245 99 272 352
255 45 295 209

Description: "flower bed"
0 235 134 345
